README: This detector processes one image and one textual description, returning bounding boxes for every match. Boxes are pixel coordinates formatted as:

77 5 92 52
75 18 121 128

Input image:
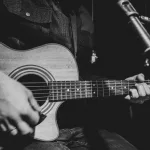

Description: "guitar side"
0 43 79 141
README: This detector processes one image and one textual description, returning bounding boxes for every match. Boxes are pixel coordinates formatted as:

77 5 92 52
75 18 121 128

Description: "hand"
125 73 150 104
0 72 40 136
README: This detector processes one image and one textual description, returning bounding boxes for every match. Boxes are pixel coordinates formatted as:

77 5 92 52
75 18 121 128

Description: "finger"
16 121 33 135
6 124 18 136
0 123 7 132
2 119 18 135
26 89 41 112
7 108 33 135
125 73 144 81
135 84 146 97
141 83 150 96
136 73 145 82
22 106 40 126
130 89 139 99
126 74 138 81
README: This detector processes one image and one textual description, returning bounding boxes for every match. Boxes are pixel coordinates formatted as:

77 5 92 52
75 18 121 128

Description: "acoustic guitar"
0 43 148 141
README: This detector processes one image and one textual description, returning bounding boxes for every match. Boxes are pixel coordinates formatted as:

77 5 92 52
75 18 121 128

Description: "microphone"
118 0 150 67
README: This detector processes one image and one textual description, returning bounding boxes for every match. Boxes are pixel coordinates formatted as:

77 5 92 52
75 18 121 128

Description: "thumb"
125 73 144 81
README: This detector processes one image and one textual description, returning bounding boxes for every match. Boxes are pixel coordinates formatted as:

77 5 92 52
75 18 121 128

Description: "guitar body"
0 43 79 141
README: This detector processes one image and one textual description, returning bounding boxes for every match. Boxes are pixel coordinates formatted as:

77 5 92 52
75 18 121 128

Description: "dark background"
76 0 150 78
93 0 150 79
83 1 150 150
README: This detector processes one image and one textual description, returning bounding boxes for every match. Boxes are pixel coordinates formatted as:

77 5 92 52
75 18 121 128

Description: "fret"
77 82 81 99
87 81 91 98
85 81 90 98
84 81 87 98
115 80 116 96
128 81 130 95
73 81 77 99
91 81 95 97
103 80 107 96
109 81 115 96
108 80 110 96
58 82 61 100
74 81 78 99
87 81 90 98
102 80 104 97
66 81 70 99
60 82 63 99
79 81 82 99
104 80 116 96
96 80 98 97
90 81 93 98
75 81 78 98
121 80 123 95
61 82 65 100
87 81 90 97
122 81 128 95
64 81 67 99
81 81 86 98
69 81 71 99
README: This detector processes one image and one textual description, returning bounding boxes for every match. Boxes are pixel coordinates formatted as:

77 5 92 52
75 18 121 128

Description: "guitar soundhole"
18 74 49 106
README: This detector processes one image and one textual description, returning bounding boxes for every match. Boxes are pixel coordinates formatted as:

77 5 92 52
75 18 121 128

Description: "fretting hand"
125 73 150 104
0 71 40 136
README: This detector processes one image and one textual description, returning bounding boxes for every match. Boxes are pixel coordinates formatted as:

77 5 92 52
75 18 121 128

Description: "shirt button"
26 12 30 16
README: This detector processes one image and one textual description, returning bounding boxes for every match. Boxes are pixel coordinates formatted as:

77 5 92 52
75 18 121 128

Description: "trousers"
0 128 138 150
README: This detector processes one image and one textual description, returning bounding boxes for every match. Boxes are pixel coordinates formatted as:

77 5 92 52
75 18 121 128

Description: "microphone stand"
118 0 150 69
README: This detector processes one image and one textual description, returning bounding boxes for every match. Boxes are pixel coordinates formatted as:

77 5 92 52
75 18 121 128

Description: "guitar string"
22 84 140 90
19 80 150 84
22 82 146 87
30 91 130 101
21 85 139 95
29 88 130 93
17 81 149 101
22 84 137 87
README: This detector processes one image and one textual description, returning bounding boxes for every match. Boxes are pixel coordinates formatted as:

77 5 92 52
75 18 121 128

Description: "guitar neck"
49 80 150 101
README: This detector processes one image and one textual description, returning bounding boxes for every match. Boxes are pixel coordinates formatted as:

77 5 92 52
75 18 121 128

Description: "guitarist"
0 0 149 150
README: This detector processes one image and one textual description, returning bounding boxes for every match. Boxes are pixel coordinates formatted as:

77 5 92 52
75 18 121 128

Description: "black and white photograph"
0 0 150 150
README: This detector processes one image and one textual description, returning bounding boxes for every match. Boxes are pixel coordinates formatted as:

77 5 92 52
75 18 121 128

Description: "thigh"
23 141 70 150
2 139 70 150
99 130 138 150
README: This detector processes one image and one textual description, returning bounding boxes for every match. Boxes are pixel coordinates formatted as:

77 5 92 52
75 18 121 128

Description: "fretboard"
48 80 150 101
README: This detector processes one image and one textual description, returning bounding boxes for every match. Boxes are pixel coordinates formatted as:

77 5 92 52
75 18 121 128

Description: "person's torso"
0 0 73 51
